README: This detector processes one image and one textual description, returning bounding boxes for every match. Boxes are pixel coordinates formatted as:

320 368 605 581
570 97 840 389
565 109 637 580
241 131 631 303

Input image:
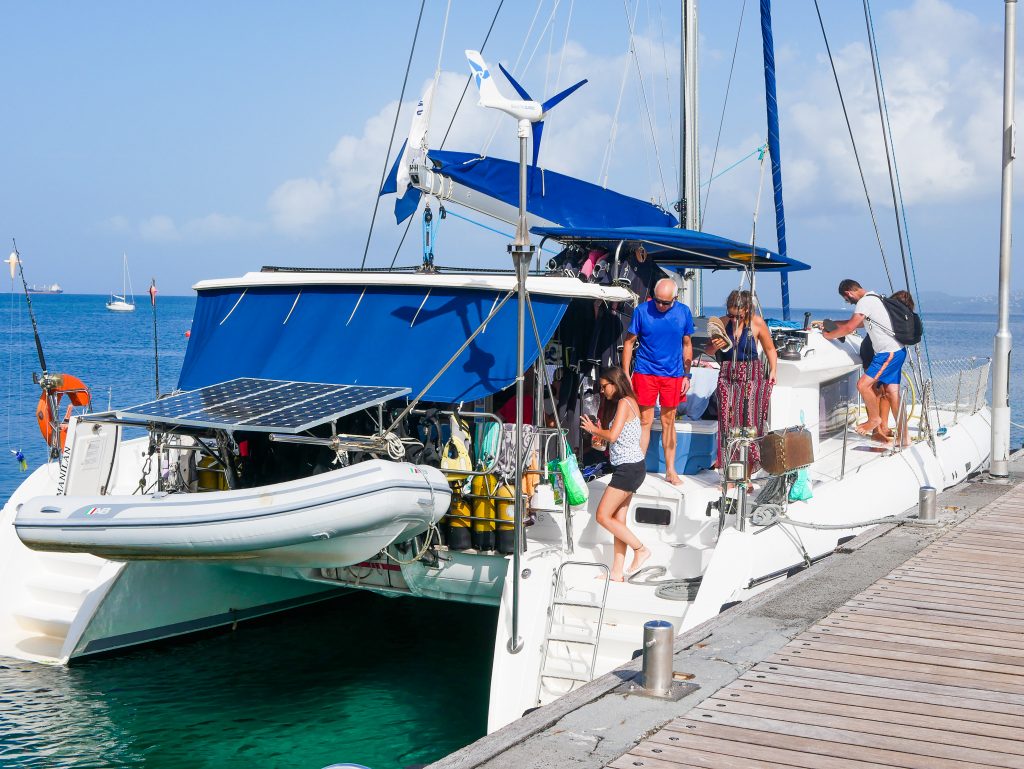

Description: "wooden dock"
609 486 1024 769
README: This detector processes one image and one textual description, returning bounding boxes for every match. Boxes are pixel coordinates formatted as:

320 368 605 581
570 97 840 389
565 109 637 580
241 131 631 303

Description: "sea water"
0 294 1021 769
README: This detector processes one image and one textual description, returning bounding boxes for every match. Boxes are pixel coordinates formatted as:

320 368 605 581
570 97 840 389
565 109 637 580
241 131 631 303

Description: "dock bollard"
641 620 674 696
918 486 937 524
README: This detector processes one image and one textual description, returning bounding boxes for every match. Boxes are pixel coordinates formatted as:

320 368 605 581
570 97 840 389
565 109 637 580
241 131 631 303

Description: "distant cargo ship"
25 283 63 294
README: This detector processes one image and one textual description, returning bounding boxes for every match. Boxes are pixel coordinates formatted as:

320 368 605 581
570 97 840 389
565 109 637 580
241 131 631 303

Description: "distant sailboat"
106 253 135 312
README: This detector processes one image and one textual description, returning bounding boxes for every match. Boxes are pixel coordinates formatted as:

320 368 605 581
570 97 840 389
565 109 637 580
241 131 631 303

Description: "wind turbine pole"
508 117 534 655
991 0 1017 479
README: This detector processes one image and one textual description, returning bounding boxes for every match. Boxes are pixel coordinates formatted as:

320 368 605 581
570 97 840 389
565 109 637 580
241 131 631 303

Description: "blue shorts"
865 349 907 385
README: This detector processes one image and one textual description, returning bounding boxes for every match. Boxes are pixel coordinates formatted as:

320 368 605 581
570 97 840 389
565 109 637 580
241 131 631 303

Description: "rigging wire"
389 0 507 271
863 0 936 389
811 0 895 292
600 0 642 187
553 0 576 92
861 0 910 293
655 0 680 198
622 0 670 206
701 0 748 227
360 0 428 270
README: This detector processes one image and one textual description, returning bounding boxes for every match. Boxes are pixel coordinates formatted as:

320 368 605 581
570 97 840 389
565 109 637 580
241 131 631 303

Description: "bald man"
621 278 694 486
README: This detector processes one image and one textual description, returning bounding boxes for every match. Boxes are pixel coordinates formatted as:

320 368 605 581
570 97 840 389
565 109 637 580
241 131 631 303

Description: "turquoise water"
0 293 1021 768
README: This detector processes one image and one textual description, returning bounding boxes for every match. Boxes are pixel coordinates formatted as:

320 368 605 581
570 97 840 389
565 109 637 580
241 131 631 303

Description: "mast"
679 0 702 314
991 0 1017 479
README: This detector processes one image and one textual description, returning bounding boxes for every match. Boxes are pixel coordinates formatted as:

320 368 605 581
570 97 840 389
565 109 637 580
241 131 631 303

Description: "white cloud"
139 215 179 242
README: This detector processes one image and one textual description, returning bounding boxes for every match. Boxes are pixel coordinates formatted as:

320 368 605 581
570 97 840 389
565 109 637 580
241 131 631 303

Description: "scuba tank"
471 474 497 551
445 492 472 551
495 481 516 554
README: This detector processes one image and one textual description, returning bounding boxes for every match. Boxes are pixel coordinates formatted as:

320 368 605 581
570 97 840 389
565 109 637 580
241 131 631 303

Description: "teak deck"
609 487 1024 769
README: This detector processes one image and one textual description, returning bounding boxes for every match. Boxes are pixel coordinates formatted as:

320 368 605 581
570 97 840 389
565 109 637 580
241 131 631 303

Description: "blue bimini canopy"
426 150 678 230
177 274 630 403
532 226 810 272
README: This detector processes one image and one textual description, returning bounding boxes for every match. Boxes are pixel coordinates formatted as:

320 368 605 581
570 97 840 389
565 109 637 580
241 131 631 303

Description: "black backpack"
868 293 923 346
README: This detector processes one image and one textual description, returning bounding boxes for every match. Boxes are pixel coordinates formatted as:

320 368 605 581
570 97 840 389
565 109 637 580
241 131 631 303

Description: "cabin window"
818 372 857 439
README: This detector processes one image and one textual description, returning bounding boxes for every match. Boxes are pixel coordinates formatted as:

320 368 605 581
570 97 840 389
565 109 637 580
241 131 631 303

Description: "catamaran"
0 0 998 737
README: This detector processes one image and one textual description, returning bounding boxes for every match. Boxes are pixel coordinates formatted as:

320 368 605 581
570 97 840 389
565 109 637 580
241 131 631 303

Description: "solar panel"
116 378 410 433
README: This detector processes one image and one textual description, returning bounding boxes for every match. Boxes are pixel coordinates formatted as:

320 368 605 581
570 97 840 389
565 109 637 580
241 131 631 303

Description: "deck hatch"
115 378 409 433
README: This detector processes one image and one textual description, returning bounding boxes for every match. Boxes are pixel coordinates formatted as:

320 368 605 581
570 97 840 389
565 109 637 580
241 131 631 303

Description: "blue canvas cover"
532 226 810 272
177 285 569 403
426 150 678 229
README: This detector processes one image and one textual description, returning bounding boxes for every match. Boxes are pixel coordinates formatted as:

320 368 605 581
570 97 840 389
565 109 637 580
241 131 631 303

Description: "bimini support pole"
991 0 1017 479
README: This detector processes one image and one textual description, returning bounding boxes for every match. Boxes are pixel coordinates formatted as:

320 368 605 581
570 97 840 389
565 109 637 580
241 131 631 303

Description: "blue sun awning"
532 225 810 272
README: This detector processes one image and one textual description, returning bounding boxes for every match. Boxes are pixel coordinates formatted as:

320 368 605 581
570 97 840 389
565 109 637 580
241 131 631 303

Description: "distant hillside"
919 290 1024 314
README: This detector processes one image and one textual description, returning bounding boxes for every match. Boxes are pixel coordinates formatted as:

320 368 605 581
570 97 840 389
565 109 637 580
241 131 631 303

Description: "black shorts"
608 460 646 493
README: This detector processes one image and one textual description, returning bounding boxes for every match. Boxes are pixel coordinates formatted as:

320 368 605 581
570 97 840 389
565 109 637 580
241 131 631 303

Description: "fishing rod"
9 240 49 377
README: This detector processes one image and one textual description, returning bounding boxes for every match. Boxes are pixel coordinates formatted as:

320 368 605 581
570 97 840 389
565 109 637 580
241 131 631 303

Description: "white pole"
991 0 1017 479
679 0 702 315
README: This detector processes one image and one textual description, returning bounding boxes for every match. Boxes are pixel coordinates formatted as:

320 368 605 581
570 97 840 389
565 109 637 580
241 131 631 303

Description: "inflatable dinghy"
15 459 450 567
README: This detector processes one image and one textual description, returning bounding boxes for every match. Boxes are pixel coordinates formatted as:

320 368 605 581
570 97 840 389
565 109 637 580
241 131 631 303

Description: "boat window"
818 372 858 440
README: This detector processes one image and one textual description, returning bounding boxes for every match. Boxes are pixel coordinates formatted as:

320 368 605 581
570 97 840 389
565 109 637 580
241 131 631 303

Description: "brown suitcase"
760 427 814 475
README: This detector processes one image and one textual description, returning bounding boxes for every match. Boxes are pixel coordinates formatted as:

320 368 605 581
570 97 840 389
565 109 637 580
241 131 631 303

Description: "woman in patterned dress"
580 366 650 581
705 290 777 476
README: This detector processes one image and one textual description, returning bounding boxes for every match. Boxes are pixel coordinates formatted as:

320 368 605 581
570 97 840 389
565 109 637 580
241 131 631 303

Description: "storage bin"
644 418 718 475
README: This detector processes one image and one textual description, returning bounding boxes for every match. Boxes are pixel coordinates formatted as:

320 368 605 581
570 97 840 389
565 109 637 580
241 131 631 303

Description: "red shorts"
632 373 685 409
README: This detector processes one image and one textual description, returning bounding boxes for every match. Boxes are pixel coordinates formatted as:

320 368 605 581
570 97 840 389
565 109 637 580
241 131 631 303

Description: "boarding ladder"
535 561 610 705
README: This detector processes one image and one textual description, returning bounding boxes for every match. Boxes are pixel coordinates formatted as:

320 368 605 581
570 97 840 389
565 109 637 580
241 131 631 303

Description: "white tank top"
609 400 645 466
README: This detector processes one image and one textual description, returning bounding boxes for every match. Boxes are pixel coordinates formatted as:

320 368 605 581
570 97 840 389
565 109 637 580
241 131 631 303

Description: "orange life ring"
35 373 91 452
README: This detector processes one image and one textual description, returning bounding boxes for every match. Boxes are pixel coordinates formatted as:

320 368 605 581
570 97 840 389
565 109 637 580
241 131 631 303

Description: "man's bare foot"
626 545 651 575
665 472 684 486
855 418 881 436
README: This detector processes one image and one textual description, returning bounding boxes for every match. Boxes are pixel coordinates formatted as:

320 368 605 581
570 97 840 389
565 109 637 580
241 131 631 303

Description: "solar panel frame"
115 378 410 434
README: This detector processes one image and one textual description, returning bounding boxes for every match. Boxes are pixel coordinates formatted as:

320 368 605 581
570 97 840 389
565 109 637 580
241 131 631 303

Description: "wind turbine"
465 50 587 175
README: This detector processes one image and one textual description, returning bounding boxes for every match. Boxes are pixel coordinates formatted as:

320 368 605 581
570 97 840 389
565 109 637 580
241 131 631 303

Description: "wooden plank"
643 732 893 769
607 751 711 769
816 613 1024 648
769 645 1024 687
929 547 1024 564
762 652 1024 695
907 554 1023 572
713 681 1024 733
747 666 1024 713
801 630 1024 666
899 562 1023 580
664 719 1000 769
834 603 1024 633
807 622 1024 658
883 574 1022 597
892 564 1024 586
697 697 1024 758
864 583 1024 609
844 595 1024 623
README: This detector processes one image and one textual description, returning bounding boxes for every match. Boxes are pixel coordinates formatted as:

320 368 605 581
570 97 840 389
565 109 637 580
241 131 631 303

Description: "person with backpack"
822 279 918 439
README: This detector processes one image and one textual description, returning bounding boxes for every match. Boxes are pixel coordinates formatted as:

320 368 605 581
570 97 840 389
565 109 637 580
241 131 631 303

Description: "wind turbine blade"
531 120 545 169
541 78 588 113
497 62 533 102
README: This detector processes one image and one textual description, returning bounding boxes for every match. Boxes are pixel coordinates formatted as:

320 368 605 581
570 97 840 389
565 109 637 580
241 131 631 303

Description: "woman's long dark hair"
600 366 636 402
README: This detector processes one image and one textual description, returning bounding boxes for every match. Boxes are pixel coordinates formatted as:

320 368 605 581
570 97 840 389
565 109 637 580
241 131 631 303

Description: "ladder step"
551 599 603 609
545 635 597 646
541 672 592 683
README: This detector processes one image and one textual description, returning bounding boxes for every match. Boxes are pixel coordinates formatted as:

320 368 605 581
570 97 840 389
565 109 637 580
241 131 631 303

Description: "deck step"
12 603 76 639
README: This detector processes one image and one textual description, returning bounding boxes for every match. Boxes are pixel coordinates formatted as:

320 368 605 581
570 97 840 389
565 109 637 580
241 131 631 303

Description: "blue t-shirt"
628 300 694 377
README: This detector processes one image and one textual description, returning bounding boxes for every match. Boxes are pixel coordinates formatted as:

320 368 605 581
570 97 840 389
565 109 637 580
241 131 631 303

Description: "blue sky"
0 0 1018 310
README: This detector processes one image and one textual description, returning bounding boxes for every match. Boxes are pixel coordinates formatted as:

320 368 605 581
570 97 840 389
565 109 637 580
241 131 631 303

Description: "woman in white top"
581 366 650 582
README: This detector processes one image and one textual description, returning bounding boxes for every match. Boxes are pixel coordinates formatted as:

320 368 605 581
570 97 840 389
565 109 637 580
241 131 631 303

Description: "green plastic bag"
789 468 813 502
555 450 589 506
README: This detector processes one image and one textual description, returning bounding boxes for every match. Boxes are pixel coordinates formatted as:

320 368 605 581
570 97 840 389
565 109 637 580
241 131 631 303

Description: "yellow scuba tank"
445 492 473 551
471 473 497 551
196 455 228 492
495 481 516 554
